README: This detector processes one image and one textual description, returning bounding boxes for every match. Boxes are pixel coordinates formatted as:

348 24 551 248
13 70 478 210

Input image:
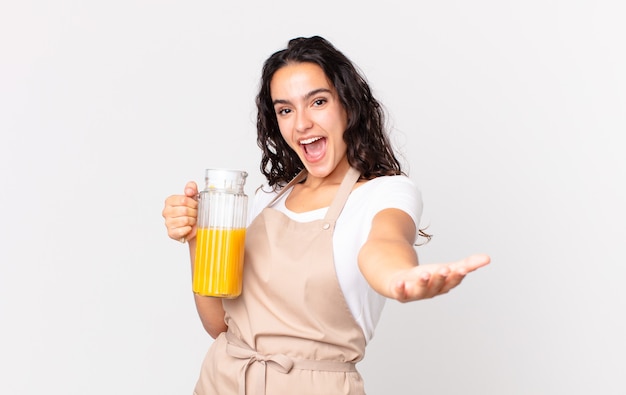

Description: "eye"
276 107 292 116
313 98 327 107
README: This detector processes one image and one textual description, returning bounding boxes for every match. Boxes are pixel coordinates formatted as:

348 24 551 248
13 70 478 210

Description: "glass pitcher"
193 168 248 298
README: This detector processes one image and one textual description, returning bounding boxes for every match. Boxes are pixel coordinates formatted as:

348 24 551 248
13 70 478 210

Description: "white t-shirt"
247 175 423 343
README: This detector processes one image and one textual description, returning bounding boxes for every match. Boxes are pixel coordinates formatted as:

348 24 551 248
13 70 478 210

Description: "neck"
302 160 351 190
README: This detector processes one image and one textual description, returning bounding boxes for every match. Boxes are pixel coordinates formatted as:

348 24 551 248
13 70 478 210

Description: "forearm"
193 294 228 338
188 239 228 338
358 238 419 299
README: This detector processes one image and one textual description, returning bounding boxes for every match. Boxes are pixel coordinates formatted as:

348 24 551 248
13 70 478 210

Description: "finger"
398 271 431 301
441 254 490 293
164 194 197 209
167 225 194 241
390 280 407 301
425 266 450 295
406 267 447 299
162 203 198 222
451 254 491 274
437 271 467 295
184 181 198 198
177 194 199 209
163 194 182 209
163 196 198 217
164 213 197 229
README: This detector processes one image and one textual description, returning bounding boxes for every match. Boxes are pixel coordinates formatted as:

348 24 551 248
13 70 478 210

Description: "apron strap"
324 167 361 223
265 170 308 208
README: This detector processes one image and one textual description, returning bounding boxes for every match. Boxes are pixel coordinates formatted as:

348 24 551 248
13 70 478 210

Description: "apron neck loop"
266 167 362 222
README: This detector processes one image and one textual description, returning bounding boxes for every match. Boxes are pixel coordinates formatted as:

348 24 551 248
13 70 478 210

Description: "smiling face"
270 62 349 182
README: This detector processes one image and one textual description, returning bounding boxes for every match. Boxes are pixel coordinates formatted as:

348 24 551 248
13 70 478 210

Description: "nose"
294 109 313 133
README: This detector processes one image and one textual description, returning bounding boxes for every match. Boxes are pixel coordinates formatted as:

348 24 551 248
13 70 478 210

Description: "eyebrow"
272 88 333 106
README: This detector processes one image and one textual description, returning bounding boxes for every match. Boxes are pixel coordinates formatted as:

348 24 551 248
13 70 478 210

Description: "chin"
302 164 329 177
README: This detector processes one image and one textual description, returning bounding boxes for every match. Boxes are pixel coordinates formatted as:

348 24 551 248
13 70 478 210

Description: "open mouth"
299 136 327 161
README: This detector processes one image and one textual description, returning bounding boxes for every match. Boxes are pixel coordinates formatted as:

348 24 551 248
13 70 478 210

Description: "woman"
162 36 490 394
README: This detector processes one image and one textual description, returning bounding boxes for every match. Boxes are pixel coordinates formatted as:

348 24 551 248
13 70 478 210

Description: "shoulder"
354 175 423 224
359 175 422 202
248 183 284 223
253 183 279 202
363 174 419 190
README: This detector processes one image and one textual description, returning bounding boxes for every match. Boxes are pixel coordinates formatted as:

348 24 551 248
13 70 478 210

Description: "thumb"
184 181 198 198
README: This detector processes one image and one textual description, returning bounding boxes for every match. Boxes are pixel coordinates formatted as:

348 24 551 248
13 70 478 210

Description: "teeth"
300 137 322 145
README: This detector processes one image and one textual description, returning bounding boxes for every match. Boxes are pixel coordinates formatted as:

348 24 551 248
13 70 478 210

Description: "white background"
1 1 624 394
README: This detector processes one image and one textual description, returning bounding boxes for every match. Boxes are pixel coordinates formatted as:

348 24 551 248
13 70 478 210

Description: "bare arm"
187 238 228 338
162 182 228 338
358 208 490 302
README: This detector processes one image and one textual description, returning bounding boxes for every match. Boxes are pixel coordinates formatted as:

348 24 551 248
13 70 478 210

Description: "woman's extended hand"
162 182 199 243
388 254 491 302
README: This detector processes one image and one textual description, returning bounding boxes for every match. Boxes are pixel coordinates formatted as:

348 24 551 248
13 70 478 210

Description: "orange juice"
193 227 246 298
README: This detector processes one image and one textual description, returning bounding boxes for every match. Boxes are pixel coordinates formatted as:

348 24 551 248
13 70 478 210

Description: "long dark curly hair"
256 36 403 187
